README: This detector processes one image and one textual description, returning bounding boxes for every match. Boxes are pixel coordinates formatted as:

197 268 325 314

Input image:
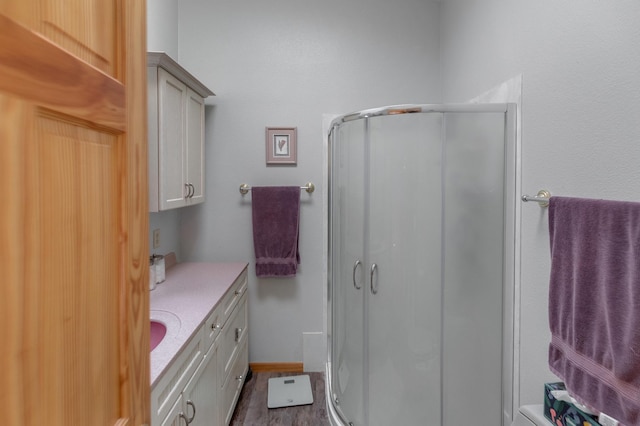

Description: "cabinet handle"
211 322 221 331
352 259 362 290
236 375 244 382
179 413 189 426
235 327 243 343
184 183 195 198
234 288 242 295
186 400 196 424
370 263 378 295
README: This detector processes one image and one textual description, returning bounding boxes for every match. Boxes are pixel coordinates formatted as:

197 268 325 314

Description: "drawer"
221 338 248 425
151 325 205 426
220 292 248 382
218 268 248 326
204 303 223 350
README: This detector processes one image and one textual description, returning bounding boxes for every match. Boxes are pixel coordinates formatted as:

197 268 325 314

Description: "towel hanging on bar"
547 196 640 425
251 186 301 278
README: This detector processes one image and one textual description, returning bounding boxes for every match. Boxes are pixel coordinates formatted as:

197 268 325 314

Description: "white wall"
174 0 442 365
440 0 640 407
147 0 179 58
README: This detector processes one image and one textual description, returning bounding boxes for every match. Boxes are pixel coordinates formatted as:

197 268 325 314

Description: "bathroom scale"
267 375 314 408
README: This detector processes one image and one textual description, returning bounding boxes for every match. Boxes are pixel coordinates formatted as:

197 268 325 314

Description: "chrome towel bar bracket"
522 189 551 207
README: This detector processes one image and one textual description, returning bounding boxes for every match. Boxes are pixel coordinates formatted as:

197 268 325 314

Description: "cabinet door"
183 342 220 426
0 1 148 425
185 88 205 205
158 68 188 210
161 395 186 426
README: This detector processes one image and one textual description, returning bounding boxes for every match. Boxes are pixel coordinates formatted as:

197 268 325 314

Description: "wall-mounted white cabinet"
148 52 214 212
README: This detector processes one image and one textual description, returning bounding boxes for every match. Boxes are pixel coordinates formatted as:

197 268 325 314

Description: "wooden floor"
230 372 329 425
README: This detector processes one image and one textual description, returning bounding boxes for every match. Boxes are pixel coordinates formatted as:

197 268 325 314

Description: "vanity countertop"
150 261 249 387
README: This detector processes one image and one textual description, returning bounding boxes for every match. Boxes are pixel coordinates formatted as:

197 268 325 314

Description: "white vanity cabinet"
147 52 214 212
151 265 249 426
151 327 206 425
182 340 220 425
220 292 249 425
153 325 219 426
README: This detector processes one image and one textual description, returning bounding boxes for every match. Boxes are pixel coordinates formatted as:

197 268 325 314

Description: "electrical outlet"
153 229 160 249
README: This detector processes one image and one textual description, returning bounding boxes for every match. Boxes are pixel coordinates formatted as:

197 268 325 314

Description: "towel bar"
522 189 551 207
239 182 315 195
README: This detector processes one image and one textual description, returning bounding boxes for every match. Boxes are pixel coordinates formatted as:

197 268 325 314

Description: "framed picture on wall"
266 127 297 165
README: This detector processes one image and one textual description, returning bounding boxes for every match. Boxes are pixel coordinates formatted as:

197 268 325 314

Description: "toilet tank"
512 405 549 425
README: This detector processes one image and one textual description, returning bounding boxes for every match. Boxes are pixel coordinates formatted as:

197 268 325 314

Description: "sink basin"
150 320 167 351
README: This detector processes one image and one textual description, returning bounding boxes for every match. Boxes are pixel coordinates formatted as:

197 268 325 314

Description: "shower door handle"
352 260 362 290
370 263 378 295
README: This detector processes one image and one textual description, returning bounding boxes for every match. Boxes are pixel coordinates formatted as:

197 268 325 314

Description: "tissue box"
544 382 602 426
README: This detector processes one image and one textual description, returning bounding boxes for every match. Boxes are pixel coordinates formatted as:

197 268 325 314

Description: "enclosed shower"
326 104 517 426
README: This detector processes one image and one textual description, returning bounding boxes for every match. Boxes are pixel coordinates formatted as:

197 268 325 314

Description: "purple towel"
548 196 640 425
251 186 300 278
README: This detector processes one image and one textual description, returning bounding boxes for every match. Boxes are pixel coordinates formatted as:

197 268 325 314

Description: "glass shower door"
366 113 444 426
328 104 516 426
330 119 366 425
440 112 507 425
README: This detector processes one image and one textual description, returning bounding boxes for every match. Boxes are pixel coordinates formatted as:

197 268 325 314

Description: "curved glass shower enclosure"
327 104 517 426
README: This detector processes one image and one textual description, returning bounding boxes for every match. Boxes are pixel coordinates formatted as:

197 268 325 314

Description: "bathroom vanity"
150 262 249 426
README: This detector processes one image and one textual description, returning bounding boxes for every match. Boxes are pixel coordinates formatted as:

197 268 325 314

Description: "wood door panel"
23 114 122 424
39 0 116 74
0 14 125 131
0 1 116 76
0 0 149 423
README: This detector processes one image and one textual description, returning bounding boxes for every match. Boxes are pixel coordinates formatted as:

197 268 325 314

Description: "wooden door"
0 0 149 425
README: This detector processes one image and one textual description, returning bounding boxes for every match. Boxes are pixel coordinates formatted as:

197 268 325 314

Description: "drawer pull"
235 327 243 343
352 259 362 290
186 400 196 423
211 323 221 331
236 375 244 382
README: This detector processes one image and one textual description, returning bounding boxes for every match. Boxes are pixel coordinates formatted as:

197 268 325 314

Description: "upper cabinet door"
0 0 149 425
185 88 206 204
158 68 189 210
147 53 213 212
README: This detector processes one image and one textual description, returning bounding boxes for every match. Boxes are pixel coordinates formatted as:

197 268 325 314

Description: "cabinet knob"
211 323 221 331
236 375 244 382
235 327 243 343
